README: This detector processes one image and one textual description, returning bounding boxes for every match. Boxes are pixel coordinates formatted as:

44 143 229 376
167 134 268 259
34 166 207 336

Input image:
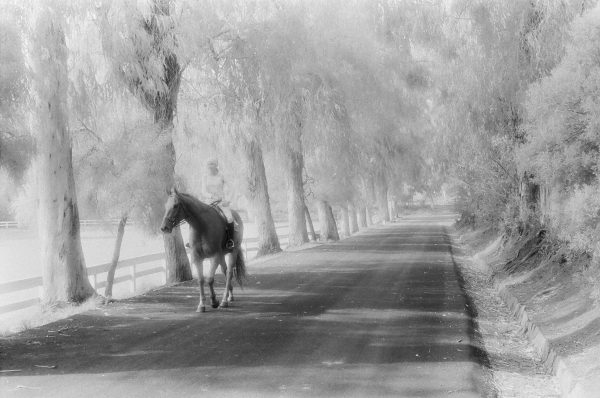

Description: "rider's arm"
221 175 227 197
201 174 210 201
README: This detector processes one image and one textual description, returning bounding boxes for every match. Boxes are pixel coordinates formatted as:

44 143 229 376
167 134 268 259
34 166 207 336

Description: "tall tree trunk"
31 6 95 304
340 204 350 237
157 52 191 283
317 200 339 241
389 199 397 220
519 172 539 225
363 176 375 227
358 206 367 229
164 225 192 282
366 207 373 226
163 140 192 283
284 134 308 247
305 205 317 241
105 215 128 302
348 202 359 233
243 138 281 256
376 173 390 223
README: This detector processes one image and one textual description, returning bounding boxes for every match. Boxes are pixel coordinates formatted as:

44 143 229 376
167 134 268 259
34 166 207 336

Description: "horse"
160 187 246 312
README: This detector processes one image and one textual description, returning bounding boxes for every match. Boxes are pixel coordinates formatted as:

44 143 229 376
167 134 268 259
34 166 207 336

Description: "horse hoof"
228 296 234 302
196 306 206 313
219 302 229 309
211 301 220 309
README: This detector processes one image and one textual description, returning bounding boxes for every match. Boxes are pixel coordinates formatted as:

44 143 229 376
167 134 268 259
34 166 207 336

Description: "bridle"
165 200 188 231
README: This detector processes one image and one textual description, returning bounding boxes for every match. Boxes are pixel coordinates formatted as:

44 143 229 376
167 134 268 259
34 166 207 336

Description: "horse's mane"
178 192 211 219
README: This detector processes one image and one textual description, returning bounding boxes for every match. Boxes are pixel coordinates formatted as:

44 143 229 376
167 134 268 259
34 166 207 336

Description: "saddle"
209 200 235 251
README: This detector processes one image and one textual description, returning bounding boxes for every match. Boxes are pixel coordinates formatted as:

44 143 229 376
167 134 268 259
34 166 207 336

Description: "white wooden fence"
0 219 130 229
0 223 289 316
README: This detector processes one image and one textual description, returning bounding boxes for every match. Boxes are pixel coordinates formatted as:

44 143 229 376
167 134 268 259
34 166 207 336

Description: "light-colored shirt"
202 173 225 202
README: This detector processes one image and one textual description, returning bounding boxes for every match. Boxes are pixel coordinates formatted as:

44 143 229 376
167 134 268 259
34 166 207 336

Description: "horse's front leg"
227 283 234 303
207 256 221 308
192 253 206 313
220 253 235 308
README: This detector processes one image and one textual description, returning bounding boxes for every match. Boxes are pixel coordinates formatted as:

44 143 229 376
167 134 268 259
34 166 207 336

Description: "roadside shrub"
548 183 600 256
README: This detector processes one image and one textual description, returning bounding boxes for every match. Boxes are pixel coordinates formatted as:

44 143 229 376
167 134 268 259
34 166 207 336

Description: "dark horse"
160 188 246 312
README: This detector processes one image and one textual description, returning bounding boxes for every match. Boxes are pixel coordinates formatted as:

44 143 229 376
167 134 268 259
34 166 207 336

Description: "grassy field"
0 225 166 284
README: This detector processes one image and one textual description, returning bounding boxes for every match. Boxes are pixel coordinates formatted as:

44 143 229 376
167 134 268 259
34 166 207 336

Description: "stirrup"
225 239 235 249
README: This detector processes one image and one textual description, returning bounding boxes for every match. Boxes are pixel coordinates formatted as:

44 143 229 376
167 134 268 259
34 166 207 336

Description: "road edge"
461 239 587 398
445 227 499 398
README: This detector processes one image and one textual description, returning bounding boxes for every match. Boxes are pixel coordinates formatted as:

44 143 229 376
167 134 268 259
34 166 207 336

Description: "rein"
167 200 188 230
169 194 228 232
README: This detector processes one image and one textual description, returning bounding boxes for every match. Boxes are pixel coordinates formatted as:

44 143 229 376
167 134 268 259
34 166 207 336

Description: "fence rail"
0 219 134 229
0 223 289 316
0 221 18 229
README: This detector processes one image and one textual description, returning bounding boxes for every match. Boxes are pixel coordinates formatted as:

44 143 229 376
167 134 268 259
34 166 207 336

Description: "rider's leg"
221 205 236 248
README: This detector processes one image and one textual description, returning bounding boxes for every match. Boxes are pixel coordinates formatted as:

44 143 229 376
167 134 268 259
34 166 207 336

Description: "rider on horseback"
202 158 237 249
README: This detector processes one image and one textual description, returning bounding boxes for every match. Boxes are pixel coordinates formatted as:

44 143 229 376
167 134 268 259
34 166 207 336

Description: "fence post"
130 264 137 294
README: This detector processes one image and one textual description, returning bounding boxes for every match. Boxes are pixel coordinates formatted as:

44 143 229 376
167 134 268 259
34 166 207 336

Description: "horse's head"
160 187 185 233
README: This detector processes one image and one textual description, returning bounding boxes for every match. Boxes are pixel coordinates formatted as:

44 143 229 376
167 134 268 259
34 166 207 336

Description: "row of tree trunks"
243 138 281 256
337 202 368 237
31 6 96 305
314 200 374 242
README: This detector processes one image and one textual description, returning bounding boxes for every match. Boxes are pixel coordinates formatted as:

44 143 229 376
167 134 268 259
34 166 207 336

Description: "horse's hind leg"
207 256 221 308
193 256 206 313
220 253 234 308
221 260 234 303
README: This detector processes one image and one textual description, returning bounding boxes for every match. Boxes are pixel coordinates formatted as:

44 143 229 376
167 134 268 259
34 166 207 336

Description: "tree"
519 4 600 253
427 0 592 229
99 0 192 282
74 95 180 298
183 6 285 256
28 2 95 304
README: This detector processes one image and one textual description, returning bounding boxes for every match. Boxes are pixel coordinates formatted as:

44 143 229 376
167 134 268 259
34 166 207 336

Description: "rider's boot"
225 222 235 249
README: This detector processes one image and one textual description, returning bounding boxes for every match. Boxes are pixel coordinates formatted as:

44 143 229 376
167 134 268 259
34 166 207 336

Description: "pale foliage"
0 7 31 183
521 4 600 252
430 0 595 226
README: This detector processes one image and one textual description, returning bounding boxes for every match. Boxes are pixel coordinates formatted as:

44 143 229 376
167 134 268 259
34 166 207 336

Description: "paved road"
1 215 492 397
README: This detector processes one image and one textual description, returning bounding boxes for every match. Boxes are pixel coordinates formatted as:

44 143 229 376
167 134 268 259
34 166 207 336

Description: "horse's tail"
233 249 247 287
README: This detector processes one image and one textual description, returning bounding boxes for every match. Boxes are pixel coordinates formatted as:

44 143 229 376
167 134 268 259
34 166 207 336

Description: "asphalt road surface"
1 215 493 397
